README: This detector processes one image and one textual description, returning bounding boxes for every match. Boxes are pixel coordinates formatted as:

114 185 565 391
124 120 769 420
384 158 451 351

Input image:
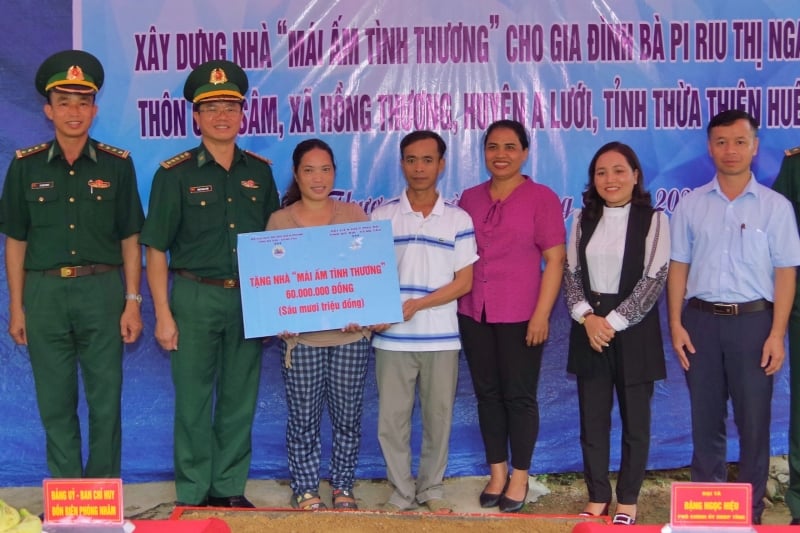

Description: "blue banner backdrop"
0 0 798 486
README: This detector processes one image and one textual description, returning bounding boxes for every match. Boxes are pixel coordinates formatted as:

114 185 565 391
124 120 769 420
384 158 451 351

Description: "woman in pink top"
457 120 566 513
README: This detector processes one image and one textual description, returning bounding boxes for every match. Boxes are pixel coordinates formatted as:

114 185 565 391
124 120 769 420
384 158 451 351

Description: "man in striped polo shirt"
370 130 478 513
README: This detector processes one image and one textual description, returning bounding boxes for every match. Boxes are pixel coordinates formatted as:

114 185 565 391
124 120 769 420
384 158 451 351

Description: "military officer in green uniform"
0 50 144 479
773 145 800 526
139 59 278 508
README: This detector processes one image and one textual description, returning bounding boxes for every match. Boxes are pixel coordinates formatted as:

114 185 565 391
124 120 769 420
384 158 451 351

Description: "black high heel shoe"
479 477 509 508
578 502 610 517
498 485 529 513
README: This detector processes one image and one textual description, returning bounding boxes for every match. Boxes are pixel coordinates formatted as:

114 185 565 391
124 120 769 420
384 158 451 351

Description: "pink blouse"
457 177 565 323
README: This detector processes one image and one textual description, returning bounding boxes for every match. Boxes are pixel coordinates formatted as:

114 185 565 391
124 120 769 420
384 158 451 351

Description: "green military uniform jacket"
773 145 800 311
0 139 144 269
139 144 279 278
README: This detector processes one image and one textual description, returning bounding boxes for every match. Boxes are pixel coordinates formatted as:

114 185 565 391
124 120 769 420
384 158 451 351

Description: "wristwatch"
578 309 594 324
125 293 143 304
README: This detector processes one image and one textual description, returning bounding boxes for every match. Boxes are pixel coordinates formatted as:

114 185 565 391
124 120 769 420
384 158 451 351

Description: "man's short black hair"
707 109 758 137
400 130 446 158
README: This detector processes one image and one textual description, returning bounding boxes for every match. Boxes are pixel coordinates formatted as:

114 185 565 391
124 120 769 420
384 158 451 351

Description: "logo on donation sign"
272 244 286 259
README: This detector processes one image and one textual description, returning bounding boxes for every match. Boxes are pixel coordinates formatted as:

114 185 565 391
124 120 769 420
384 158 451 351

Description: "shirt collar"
47 139 97 164
481 175 531 200
709 172 759 200
601 202 631 217
196 143 243 168
400 189 444 216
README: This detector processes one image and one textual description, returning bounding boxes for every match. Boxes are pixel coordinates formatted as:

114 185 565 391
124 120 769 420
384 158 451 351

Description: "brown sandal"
332 488 358 510
291 491 327 510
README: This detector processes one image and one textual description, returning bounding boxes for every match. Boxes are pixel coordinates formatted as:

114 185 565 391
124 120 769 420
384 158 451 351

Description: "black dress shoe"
479 490 502 508
207 495 255 508
479 477 510 508
498 493 527 513
791 517 800 525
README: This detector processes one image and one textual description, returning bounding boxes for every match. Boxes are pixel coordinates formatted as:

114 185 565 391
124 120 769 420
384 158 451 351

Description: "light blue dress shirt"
670 174 800 303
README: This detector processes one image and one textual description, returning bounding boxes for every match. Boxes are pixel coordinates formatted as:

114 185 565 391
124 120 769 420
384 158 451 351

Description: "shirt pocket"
741 227 771 268
24 186 64 228
237 183 269 231
183 186 221 232
82 178 118 220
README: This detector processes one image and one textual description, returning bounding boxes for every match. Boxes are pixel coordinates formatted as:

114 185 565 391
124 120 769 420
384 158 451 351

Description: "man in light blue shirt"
668 109 800 525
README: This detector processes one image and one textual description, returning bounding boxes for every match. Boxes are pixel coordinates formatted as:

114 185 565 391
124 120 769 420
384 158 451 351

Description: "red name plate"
671 482 751 527
43 478 124 523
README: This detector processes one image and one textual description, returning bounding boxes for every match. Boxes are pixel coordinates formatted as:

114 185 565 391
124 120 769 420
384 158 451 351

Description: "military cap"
35 50 104 96
183 60 248 104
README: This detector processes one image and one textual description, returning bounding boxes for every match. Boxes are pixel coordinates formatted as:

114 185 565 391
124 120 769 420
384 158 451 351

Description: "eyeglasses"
198 104 241 116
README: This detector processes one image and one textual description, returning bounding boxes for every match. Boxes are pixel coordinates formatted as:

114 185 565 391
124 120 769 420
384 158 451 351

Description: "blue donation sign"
237 220 403 337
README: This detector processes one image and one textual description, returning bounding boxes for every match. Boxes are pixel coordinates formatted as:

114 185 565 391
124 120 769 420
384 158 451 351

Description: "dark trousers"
683 305 773 518
170 275 263 504
786 310 800 519
577 349 654 505
458 313 543 471
25 270 124 478
576 292 655 505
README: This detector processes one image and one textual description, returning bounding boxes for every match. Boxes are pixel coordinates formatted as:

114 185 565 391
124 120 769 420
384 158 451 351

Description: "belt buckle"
713 303 738 316
223 279 237 289
60 266 77 278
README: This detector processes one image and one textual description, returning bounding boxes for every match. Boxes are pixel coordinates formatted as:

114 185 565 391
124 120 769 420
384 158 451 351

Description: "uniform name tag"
189 185 213 193
31 181 55 190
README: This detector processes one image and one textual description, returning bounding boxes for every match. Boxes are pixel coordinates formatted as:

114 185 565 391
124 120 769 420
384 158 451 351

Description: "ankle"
583 502 609 515
489 462 509 481
615 503 637 517
508 471 528 486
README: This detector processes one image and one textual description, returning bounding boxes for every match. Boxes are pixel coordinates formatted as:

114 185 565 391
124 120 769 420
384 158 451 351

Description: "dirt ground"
181 509 598 533
175 468 794 531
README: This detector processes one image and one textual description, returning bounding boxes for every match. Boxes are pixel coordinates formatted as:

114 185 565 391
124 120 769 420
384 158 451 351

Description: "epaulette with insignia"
160 151 192 169
15 142 50 159
244 150 272 165
785 145 800 158
96 142 130 159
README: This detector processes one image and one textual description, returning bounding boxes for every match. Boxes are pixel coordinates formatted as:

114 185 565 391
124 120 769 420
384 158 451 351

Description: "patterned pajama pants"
281 338 370 495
